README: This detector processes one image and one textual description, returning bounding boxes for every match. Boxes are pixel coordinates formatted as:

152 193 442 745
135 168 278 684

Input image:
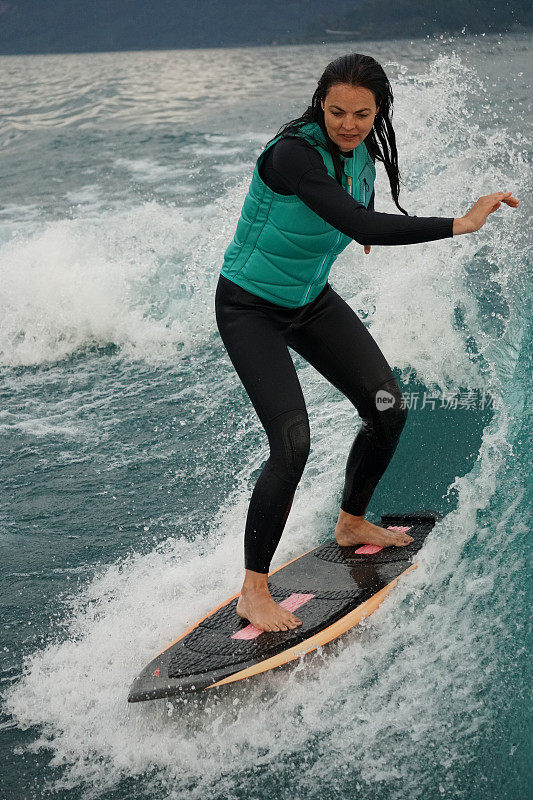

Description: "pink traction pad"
354 525 412 555
231 593 315 640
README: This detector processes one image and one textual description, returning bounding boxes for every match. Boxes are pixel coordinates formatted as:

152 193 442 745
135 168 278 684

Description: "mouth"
339 134 358 140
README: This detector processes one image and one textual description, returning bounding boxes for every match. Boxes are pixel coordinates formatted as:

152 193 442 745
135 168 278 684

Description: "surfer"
215 53 518 633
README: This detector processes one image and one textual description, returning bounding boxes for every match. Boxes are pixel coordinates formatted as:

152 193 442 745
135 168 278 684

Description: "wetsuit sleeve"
267 137 454 246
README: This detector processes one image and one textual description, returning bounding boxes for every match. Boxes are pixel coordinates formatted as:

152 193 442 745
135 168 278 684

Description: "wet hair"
265 53 408 215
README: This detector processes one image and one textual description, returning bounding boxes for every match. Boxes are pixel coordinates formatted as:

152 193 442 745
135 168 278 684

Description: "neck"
325 130 354 157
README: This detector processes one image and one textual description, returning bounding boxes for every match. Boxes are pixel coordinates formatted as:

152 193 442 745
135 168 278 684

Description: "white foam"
64 184 103 206
0 197 237 367
0 411 84 439
114 158 191 182
212 161 251 174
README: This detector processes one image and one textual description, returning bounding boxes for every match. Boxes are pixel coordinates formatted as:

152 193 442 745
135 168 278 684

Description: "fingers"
479 191 519 214
505 195 519 206
484 191 518 204
496 191 517 206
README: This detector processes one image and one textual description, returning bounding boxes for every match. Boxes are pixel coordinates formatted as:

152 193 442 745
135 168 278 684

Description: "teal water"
0 32 531 800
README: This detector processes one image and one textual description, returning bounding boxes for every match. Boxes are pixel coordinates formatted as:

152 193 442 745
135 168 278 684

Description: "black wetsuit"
215 136 454 573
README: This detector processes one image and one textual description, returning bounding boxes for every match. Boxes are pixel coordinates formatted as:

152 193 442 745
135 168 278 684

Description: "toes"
246 608 304 634
388 534 403 546
389 531 412 546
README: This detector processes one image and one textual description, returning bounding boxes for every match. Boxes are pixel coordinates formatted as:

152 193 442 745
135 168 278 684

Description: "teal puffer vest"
220 120 375 308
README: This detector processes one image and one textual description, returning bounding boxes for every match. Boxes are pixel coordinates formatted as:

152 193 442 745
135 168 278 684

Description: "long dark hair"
265 53 408 215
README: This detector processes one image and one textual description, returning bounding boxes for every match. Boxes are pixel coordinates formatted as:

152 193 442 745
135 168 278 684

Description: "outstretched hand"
454 191 519 234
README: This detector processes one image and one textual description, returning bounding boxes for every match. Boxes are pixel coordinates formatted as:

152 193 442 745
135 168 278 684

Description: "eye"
330 111 370 118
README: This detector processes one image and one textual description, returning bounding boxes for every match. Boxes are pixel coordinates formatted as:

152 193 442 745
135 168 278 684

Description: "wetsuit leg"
215 276 311 573
285 283 408 517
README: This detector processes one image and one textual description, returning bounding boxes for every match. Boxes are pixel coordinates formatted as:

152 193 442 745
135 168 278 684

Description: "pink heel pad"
354 544 383 554
354 526 412 555
231 593 315 640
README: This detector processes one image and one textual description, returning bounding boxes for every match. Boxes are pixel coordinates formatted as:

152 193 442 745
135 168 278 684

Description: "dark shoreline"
0 0 531 57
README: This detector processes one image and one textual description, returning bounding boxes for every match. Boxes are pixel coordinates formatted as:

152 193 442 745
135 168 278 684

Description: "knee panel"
370 378 408 446
268 408 310 482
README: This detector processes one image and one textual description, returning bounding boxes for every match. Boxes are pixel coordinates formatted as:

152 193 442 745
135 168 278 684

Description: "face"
321 84 379 151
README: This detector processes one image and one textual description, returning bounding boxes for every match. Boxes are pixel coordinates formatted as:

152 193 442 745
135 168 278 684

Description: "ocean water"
0 31 531 800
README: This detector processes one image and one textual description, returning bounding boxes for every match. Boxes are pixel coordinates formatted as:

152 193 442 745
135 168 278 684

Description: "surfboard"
128 512 440 702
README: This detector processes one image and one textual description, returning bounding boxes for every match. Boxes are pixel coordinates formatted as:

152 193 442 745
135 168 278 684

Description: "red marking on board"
231 593 315 640
152 667 160 677
354 525 412 555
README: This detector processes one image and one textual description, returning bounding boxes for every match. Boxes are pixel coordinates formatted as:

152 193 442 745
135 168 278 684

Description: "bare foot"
236 591 302 633
235 569 302 633
334 509 414 548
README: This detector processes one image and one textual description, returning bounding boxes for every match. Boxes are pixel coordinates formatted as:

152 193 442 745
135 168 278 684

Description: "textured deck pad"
314 521 433 565
128 511 441 701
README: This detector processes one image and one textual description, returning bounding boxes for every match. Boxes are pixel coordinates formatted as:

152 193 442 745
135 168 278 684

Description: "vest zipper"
302 251 329 304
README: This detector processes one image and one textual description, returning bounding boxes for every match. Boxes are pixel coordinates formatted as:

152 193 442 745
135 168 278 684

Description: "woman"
214 53 518 634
